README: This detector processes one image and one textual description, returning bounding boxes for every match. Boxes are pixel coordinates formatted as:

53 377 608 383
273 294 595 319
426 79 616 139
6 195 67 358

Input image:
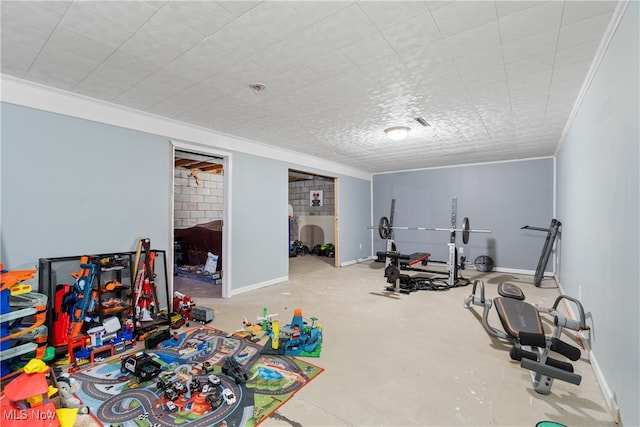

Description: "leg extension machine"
464 280 589 394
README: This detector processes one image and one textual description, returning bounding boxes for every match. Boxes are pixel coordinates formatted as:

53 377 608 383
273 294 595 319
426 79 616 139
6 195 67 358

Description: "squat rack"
371 197 492 293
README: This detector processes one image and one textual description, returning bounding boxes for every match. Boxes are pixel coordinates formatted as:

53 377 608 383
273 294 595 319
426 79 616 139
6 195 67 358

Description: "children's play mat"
72 326 323 427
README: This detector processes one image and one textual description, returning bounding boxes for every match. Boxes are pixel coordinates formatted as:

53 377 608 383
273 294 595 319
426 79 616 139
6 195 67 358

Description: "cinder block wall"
174 168 223 228
288 178 334 242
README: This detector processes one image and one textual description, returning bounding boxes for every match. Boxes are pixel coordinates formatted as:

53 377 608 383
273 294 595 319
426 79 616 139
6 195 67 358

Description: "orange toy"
0 264 36 290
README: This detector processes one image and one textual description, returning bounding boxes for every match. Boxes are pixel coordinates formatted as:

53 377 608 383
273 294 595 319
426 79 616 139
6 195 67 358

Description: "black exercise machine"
376 250 466 293
522 219 561 287
464 280 589 394
371 197 491 293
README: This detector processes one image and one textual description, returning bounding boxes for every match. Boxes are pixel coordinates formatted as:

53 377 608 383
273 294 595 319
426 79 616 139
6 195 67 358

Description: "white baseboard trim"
556 277 620 424
490 266 537 276
341 256 375 267
229 276 288 296
587 347 621 424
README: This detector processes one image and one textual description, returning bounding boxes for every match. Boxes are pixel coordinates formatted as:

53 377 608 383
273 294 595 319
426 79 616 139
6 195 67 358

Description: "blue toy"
264 308 322 357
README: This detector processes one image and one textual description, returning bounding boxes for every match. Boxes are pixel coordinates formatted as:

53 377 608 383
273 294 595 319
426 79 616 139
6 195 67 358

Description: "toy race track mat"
72 326 323 427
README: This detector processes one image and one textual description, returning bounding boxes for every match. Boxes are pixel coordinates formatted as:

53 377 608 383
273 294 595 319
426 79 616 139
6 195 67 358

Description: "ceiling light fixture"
384 126 410 141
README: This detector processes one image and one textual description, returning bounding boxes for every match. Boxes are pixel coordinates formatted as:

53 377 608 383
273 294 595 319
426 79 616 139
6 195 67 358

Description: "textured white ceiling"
0 1 619 173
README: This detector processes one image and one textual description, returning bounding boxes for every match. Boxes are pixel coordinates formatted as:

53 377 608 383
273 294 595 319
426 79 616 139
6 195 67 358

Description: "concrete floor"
175 255 615 427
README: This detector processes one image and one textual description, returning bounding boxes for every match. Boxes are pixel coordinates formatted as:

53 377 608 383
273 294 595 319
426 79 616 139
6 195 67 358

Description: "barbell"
370 216 491 244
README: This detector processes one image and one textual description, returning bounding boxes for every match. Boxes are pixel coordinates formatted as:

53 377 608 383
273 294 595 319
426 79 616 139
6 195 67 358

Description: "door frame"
288 169 339 267
170 140 233 298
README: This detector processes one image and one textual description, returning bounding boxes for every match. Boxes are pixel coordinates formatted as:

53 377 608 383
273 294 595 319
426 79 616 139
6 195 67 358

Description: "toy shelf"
39 250 170 350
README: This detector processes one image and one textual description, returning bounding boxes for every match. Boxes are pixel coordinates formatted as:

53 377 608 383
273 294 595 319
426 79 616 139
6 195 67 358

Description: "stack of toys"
233 307 323 357
0 265 52 380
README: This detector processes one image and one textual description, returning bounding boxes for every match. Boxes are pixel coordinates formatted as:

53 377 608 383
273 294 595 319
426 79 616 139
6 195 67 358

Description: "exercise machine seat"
497 282 525 300
494 297 544 339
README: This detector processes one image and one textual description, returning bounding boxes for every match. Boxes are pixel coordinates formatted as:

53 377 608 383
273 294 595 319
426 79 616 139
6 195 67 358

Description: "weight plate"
462 217 470 244
384 264 400 283
474 255 494 272
378 216 391 239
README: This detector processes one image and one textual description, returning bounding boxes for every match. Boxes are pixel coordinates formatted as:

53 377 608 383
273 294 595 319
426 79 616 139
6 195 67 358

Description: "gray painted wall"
556 3 639 425
230 152 289 288
0 104 171 268
372 159 554 271
1 103 373 296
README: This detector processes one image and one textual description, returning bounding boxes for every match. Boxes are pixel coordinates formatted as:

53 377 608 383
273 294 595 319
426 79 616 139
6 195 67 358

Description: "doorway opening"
173 148 227 300
288 169 339 268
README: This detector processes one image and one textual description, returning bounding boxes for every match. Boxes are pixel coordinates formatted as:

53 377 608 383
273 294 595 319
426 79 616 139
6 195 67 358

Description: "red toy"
173 291 196 320
0 368 60 427
131 241 163 327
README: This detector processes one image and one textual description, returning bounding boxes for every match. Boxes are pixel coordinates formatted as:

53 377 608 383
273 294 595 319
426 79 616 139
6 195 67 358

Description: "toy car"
190 378 202 392
207 374 221 386
173 380 185 393
164 387 179 401
165 401 178 413
169 312 185 329
222 388 236 405
222 357 249 384
157 376 172 390
206 392 223 410
202 361 216 373
120 352 161 381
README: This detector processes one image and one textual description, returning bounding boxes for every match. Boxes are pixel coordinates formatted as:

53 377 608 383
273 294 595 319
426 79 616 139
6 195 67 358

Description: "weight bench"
464 280 589 395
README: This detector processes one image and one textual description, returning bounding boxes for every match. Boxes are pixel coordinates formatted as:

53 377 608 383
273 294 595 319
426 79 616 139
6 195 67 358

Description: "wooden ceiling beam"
175 158 223 174
175 159 196 168
200 165 223 174
179 161 215 169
